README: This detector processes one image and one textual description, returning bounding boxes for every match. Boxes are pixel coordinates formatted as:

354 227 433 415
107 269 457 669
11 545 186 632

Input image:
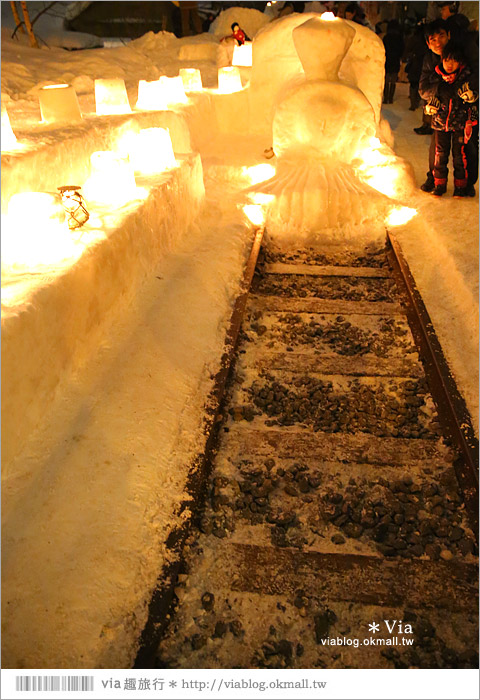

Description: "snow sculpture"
39 84 82 124
95 79 131 116
252 14 409 244
249 13 385 135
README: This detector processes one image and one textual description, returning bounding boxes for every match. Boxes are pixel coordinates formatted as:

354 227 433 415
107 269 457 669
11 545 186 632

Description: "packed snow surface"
1 7 478 669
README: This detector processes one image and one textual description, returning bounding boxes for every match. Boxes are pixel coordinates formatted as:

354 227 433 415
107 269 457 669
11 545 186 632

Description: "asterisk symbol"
369 622 380 633
169 681 177 688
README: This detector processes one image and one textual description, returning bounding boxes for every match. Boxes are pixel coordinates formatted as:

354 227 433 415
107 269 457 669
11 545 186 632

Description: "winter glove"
458 82 478 103
424 97 440 115
441 71 456 84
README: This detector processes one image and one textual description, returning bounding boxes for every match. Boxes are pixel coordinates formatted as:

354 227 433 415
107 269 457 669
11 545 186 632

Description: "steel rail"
134 226 264 668
386 230 479 534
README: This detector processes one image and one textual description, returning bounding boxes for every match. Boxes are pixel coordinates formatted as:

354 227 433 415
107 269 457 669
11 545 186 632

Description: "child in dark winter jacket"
425 41 478 196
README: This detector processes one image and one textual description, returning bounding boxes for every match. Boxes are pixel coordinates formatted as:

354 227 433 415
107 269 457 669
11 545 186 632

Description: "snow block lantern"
159 76 188 106
1 105 18 150
232 42 253 67
39 84 82 124
179 68 203 92
95 79 131 116
129 128 176 175
135 79 165 111
218 67 243 93
82 151 138 206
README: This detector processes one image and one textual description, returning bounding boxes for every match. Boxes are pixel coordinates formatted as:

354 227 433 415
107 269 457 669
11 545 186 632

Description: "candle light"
95 78 131 115
232 42 253 67
1 105 18 150
82 151 138 206
179 68 203 92
218 67 243 93
127 128 177 175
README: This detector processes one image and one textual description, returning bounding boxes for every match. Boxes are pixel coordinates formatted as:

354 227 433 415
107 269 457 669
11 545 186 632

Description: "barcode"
15 676 94 692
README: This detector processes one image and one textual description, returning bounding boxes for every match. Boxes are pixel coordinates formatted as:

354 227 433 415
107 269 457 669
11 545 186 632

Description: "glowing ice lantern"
218 67 243 94
179 68 203 92
135 79 165 111
8 192 67 232
39 84 82 124
2 192 78 268
129 128 176 175
159 76 188 106
95 78 131 116
320 12 337 20
82 151 138 206
1 106 18 150
232 42 253 67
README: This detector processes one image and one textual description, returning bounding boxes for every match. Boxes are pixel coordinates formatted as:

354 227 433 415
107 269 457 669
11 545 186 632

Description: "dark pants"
383 73 398 103
409 82 420 110
433 129 468 186
428 125 478 187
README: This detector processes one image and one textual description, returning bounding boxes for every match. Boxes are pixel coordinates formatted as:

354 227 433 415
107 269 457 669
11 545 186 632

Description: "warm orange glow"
95 78 131 115
353 140 404 198
129 128 177 175
82 151 141 206
232 42 253 67
159 76 188 106
1 193 87 269
321 12 337 20
39 84 82 124
135 79 165 110
243 204 265 226
386 206 417 226
1 106 19 150
179 68 203 92
242 164 276 185
218 67 243 93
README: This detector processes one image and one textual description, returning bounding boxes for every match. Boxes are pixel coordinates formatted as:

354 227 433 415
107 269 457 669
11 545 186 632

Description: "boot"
420 173 435 192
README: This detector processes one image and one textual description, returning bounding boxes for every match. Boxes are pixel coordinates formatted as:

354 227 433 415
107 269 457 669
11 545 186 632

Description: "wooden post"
10 1 26 34
20 1 39 47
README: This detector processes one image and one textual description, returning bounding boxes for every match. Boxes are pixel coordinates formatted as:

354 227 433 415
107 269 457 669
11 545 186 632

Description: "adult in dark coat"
404 23 427 109
418 19 478 195
438 1 470 40
383 20 404 104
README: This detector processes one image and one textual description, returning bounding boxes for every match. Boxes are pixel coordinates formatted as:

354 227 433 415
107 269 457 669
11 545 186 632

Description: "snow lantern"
3 192 86 268
135 79 165 111
232 42 253 67
95 79 132 116
128 128 176 175
179 68 203 92
1 106 18 150
57 185 90 229
39 84 82 124
159 76 188 106
82 151 138 206
218 67 243 93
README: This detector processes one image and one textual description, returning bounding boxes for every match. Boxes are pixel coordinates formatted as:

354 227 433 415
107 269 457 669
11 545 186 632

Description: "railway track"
135 230 478 670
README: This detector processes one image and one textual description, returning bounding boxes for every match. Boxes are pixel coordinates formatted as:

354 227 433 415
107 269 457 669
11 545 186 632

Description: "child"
425 41 478 197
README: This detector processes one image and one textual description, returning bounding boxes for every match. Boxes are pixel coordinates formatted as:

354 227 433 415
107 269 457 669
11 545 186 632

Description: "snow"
1 6 478 670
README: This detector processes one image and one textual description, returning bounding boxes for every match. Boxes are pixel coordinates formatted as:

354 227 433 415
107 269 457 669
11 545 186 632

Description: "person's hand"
458 82 478 103
425 97 440 115
442 72 456 83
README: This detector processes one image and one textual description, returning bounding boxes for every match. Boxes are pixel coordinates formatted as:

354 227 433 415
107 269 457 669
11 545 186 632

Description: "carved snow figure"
249 14 415 246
